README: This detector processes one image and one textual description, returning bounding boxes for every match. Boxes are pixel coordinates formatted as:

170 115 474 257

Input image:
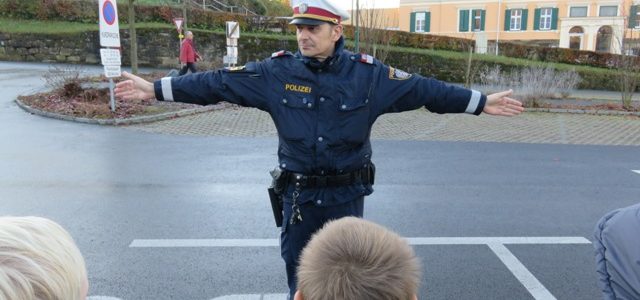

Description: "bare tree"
459 33 482 88
353 2 398 63
613 0 640 109
128 0 138 74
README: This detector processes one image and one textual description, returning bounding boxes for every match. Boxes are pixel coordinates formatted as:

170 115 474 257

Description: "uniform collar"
296 36 344 71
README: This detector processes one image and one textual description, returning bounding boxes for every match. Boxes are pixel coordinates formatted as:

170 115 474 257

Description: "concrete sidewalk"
126 107 640 146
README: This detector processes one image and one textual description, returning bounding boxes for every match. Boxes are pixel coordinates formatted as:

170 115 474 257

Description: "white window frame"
598 5 618 17
415 12 426 33
569 6 588 17
510 9 522 31
539 7 552 30
635 7 640 29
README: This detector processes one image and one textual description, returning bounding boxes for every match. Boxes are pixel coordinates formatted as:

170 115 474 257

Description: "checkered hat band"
293 6 341 23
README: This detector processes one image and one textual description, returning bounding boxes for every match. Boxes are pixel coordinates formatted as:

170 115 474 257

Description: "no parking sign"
99 0 120 47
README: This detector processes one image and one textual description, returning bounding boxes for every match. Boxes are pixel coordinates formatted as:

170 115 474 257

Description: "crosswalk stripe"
130 236 590 248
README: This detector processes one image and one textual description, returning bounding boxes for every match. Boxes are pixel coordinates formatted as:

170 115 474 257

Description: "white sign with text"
100 48 121 66
104 65 121 78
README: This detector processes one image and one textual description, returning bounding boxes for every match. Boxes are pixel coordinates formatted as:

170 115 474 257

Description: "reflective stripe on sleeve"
465 90 481 114
161 77 174 101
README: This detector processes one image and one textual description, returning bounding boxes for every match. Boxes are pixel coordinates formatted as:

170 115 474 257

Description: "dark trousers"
280 196 364 298
178 62 197 75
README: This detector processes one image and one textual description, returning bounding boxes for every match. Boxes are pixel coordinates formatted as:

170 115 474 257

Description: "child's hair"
297 217 421 300
0 216 87 300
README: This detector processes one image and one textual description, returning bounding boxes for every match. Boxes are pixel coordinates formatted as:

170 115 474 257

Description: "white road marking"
488 243 557 300
129 236 590 300
87 297 123 300
209 294 287 300
130 238 279 248
633 170 640 175
406 236 590 245
130 236 590 248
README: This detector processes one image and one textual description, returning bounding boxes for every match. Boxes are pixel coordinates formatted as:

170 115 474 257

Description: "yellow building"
383 0 640 54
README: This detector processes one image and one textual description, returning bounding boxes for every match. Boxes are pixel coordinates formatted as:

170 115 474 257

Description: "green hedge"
383 49 631 91
496 42 640 69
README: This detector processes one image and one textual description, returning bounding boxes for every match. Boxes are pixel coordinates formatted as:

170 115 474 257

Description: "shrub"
477 66 581 107
42 64 85 92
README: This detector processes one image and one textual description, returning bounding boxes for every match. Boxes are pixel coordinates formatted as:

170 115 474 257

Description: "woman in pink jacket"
179 31 200 76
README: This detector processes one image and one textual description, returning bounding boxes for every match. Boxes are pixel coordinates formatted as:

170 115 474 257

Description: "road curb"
527 107 640 116
14 99 218 125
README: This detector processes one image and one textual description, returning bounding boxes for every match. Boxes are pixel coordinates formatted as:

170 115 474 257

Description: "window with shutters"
570 6 588 17
473 10 482 31
459 10 469 32
635 6 640 28
416 12 426 32
510 9 522 31
459 9 484 32
599 6 618 17
540 8 552 30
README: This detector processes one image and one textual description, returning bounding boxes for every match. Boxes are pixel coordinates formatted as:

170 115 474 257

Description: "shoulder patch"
271 50 292 58
388 67 412 80
350 53 374 64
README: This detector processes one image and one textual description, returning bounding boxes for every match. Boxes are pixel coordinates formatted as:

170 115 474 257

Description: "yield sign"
173 18 184 32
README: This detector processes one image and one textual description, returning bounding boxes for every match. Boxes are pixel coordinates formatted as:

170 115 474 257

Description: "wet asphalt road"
1 61 639 300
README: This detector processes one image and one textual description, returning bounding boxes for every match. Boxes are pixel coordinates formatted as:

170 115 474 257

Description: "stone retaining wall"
0 28 297 68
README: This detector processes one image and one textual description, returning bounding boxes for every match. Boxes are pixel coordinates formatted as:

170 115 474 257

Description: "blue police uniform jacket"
154 37 487 207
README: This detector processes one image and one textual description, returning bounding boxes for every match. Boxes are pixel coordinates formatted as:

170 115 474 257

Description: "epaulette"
271 50 293 58
350 53 374 64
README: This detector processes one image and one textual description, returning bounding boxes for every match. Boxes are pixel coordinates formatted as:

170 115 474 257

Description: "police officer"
114 0 524 296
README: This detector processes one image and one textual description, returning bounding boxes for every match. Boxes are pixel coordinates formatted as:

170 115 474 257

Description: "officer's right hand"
114 71 155 101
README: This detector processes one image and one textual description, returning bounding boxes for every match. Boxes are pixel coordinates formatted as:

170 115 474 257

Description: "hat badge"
299 3 308 14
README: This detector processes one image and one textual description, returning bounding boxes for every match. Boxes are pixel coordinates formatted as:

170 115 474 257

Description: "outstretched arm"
114 71 155 101
483 90 524 116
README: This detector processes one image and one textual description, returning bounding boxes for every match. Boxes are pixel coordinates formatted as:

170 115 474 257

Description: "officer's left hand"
483 89 524 116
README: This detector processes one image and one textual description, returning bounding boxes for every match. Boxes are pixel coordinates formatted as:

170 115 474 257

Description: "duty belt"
287 164 375 188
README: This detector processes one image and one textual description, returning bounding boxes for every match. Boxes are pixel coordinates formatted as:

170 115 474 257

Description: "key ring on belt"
290 186 303 224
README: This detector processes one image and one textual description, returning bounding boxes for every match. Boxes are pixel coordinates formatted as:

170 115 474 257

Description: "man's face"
296 23 342 60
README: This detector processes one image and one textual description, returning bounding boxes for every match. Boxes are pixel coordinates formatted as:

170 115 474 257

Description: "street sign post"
173 18 184 32
99 0 121 112
226 21 240 39
224 21 240 67
174 17 185 63
99 0 120 48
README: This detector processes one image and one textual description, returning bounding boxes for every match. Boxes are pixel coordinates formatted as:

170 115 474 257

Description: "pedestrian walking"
178 31 200 75
114 0 524 296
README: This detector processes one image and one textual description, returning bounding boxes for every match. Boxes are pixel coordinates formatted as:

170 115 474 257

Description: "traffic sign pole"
99 0 121 112
174 18 185 67
225 21 240 68
109 79 115 112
